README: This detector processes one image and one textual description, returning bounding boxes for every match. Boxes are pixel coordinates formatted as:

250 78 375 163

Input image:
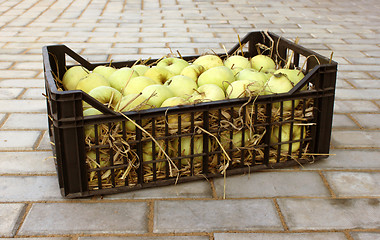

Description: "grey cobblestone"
278 198 380 230
214 232 347 240
154 199 282 233
19 202 148 235
0 0 379 238
213 171 330 198
0 203 25 237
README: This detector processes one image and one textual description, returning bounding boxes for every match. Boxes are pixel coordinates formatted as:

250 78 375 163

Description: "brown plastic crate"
43 31 337 198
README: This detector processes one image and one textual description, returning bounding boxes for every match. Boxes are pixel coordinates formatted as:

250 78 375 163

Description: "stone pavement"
0 0 379 239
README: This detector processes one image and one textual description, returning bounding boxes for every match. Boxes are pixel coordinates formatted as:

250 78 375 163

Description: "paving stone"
36 131 51 150
105 180 213 200
79 236 209 240
350 232 380 240
335 89 380 100
332 114 358 128
213 171 330 198
0 100 46 113
0 151 56 174
0 176 61 201
324 172 380 197
0 88 24 99
0 238 69 240
304 149 380 169
0 130 41 150
214 232 347 240
349 80 380 89
20 88 45 100
331 130 380 148
278 198 380 230
154 199 282 233
2 113 48 129
351 114 380 129
19 202 148 235
0 203 25 237
0 79 44 88
334 100 379 113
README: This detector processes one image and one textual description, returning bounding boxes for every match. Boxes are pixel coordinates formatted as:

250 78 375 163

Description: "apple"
116 93 152 112
197 66 235 91
224 55 251 69
141 84 175 108
86 150 111 180
250 55 276 72
115 94 152 131
108 67 139 92
87 86 123 109
62 66 89 91
270 123 305 153
163 75 198 98
172 136 206 166
75 72 110 93
131 64 149 76
122 76 156 95
235 68 268 90
231 66 244 77
157 57 190 75
180 64 205 82
161 96 188 107
193 54 224 70
161 96 191 129
274 68 307 91
143 66 175 84
226 79 263 99
92 65 117 79
221 130 251 149
189 84 225 103
265 73 299 110
142 140 167 170
83 108 103 139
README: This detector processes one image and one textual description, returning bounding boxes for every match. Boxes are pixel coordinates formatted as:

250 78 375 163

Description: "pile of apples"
62 53 306 114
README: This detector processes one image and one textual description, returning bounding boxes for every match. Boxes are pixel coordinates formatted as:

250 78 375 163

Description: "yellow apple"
180 64 205 82
197 66 235 91
193 54 224 70
250 55 276 72
164 75 198 98
143 66 175 84
62 66 89 91
75 72 110 93
108 67 139 92
122 76 156 96
157 57 190 75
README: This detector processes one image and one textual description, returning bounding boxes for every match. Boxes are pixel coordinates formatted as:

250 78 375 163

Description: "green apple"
143 66 175 84
92 65 117 79
122 76 156 95
250 55 276 72
161 96 188 107
163 75 197 98
142 140 167 170
75 72 110 93
221 130 251 149
235 68 268 90
108 67 139 92
131 64 149 76
161 96 191 128
265 73 299 110
193 54 224 70
87 86 123 108
189 84 225 103
141 84 175 108
270 123 305 153
157 57 190 75
62 66 89 91
274 68 307 91
226 79 263 99
180 64 205 82
265 73 293 94
172 136 206 166
224 55 251 69
86 150 110 180
83 108 103 139
116 93 152 112
197 66 235 91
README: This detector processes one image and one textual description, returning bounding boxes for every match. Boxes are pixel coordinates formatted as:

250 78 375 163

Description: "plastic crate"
43 31 337 198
